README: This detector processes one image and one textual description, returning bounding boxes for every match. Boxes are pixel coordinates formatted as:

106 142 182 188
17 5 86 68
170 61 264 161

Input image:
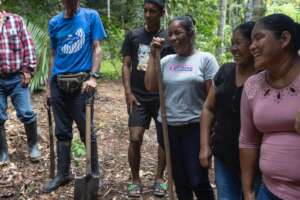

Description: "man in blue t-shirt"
43 0 106 193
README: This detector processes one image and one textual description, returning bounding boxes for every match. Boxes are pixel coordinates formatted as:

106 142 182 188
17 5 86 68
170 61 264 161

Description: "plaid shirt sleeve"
18 16 37 73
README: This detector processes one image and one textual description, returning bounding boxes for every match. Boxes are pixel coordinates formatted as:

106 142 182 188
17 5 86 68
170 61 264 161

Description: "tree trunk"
245 0 265 21
245 0 253 22
107 0 111 22
216 0 227 62
252 0 265 21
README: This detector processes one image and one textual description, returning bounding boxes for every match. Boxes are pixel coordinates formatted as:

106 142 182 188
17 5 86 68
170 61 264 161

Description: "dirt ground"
0 80 215 200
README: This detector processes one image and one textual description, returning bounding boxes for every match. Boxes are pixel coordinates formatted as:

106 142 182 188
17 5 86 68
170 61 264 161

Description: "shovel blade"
74 175 99 200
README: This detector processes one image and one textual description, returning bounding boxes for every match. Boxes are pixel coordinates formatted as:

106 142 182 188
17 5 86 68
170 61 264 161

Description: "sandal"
128 183 143 198
153 180 167 197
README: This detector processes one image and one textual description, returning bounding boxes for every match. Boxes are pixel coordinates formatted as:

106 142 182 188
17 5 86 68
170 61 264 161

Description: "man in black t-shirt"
121 0 174 198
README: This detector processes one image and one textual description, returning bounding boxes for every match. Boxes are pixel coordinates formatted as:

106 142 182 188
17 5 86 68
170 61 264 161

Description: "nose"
249 41 256 54
145 11 150 18
230 44 237 53
169 34 176 43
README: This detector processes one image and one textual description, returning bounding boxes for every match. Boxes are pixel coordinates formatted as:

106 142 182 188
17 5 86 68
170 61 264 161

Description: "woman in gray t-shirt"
145 16 219 200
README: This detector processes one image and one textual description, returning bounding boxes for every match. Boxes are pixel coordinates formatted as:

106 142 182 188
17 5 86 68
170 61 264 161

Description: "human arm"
82 41 102 93
122 55 140 114
199 86 216 168
295 109 300 133
144 37 165 92
45 49 55 107
82 11 107 93
19 16 37 86
239 89 261 200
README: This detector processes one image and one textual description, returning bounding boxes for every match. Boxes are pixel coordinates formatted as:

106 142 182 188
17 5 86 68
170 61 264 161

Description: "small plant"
71 135 86 159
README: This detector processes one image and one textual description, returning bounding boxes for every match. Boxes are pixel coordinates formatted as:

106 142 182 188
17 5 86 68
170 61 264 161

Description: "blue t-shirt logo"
61 28 85 55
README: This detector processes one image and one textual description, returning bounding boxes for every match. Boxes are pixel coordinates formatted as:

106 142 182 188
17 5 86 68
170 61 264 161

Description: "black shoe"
0 125 9 165
43 141 71 193
24 121 41 161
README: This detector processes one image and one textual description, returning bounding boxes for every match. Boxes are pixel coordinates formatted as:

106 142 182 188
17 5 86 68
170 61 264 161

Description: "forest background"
1 0 300 91
0 1 300 199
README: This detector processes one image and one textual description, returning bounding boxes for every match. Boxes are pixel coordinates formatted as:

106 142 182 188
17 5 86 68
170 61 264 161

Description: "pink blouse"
240 71 300 200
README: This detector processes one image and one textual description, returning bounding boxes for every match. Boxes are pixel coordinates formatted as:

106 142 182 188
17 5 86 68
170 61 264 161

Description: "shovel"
74 93 99 200
47 98 55 179
155 49 175 200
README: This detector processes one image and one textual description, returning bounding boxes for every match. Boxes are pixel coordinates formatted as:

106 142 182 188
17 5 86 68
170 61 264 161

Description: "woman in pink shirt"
239 14 300 200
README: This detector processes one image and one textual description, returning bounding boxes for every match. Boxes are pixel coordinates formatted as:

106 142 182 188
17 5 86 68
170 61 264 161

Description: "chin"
254 63 266 71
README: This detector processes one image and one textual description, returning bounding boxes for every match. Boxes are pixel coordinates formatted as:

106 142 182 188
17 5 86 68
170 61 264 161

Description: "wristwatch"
90 71 100 79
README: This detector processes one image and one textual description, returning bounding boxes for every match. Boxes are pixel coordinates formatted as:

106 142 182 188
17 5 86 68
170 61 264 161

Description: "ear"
280 31 292 49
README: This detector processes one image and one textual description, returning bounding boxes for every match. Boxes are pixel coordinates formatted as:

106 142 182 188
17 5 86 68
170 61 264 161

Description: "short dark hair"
144 0 165 10
258 13 300 54
234 21 255 41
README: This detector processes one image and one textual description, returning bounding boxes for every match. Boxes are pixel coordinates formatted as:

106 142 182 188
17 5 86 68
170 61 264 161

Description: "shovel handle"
47 98 55 179
85 93 94 175
155 49 175 200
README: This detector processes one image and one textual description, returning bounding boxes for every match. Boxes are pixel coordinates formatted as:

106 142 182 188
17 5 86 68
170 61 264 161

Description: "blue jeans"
50 77 95 142
257 184 282 200
215 157 243 200
157 122 214 200
215 157 261 200
0 74 36 125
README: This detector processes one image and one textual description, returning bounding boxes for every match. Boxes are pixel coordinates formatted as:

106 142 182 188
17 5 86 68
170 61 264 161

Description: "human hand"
199 145 212 168
125 93 140 114
150 37 165 55
295 109 300 133
21 72 31 87
243 191 256 200
82 77 97 93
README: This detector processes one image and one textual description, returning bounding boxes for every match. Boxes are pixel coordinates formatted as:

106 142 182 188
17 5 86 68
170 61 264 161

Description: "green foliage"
3 0 300 78
167 0 219 52
267 3 300 22
100 16 124 79
71 136 86 158
25 20 50 91
101 59 122 80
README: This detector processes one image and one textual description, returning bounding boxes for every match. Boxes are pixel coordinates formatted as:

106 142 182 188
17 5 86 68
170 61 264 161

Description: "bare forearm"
200 108 215 149
144 51 158 92
122 65 132 95
91 42 102 73
240 148 259 194
47 50 55 85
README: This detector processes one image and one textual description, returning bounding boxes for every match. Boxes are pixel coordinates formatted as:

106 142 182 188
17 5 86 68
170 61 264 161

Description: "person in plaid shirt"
0 9 41 165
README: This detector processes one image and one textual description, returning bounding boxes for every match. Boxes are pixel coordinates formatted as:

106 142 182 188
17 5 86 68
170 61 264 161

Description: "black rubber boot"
24 120 41 161
43 140 72 193
0 124 9 164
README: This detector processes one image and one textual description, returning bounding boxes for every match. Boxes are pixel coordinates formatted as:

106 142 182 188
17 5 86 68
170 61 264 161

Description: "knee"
129 128 144 146
18 111 36 124
129 136 143 147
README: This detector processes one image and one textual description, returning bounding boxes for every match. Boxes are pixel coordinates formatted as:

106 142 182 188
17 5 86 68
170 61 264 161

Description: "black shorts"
128 102 159 129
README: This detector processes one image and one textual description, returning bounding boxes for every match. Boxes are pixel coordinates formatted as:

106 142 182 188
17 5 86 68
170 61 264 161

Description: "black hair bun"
185 14 196 26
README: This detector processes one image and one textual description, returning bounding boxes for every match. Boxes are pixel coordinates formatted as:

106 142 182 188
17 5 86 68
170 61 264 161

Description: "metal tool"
74 93 99 200
47 98 55 179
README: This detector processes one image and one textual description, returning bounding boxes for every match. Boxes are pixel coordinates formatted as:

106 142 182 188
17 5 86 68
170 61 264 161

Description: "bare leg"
155 145 166 180
128 126 145 183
